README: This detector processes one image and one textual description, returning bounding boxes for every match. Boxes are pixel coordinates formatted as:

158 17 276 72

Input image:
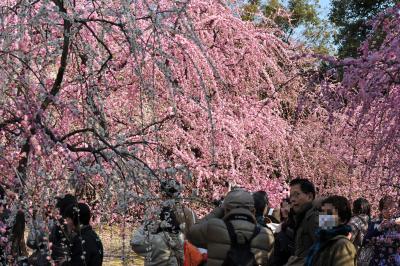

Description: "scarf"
305 224 352 266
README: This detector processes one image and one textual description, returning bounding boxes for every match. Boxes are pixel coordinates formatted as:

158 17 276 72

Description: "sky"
319 0 332 18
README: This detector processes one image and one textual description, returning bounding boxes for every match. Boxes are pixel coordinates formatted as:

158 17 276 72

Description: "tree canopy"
242 0 333 54
0 0 398 222
329 0 397 58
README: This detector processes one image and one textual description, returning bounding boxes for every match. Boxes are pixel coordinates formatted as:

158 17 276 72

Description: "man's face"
290 184 313 213
382 200 396 220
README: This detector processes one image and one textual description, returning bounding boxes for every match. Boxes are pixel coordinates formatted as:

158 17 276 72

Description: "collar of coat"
305 225 352 266
294 202 314 227
223 208 257 223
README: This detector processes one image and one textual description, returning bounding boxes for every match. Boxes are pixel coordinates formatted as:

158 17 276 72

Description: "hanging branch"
41 0 72 111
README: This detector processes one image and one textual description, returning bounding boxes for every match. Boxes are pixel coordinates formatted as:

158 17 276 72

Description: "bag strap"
225 220 260 246
247 225 261 244
224 220 238 245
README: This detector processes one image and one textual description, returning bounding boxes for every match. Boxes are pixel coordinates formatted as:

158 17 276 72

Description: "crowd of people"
0 186 103 266
131 178 399 266
0 178 399 266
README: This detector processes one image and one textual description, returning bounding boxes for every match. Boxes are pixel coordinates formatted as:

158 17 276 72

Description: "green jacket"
310 235 357 266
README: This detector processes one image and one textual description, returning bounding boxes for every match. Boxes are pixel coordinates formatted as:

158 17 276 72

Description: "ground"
98 225 144 265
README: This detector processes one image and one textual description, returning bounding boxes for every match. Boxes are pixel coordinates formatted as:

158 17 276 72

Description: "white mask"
319 214 338 229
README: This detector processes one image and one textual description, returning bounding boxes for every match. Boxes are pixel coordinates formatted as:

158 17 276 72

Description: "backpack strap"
247 225 261 244
224 220 238 245
224 220 261 245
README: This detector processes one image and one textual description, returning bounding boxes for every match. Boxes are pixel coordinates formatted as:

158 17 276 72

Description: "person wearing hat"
131 206 184 266
187 189 274 266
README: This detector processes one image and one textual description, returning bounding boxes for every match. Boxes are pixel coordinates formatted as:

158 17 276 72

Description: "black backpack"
222 220 261 266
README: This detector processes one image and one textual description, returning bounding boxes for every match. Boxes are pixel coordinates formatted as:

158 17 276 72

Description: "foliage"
0 0 397 229
329 0 397 58
242 0 333 54
319 3 400 200
0 0 309 221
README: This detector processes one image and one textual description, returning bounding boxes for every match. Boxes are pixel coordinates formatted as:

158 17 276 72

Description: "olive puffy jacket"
187 208 274 266
308 235 357 266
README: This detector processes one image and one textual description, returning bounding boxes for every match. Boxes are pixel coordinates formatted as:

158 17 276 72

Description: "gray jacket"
131 225 184 266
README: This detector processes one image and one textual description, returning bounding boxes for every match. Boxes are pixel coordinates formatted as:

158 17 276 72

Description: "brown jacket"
310 235 357 266
286 202 319 266
187 208 274 266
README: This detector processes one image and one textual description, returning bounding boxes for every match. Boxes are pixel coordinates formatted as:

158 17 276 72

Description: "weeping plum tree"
0 0 397 220
2 0 399 264
315 3 400 201
0 0 309 223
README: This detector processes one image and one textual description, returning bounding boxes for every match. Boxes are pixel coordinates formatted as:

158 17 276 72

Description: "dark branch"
80 21 113 74
59 128 94 142
130 114 175 137
0 117 22 131
41 0 72 110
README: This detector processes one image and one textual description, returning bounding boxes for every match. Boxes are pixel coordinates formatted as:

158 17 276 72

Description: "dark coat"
49 219 72 263
363 219 400 266
285 202 319 266
69 225 103 266
271 225 295 266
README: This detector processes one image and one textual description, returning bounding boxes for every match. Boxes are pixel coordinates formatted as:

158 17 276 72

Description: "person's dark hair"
56 194 77 218
281 209 295 231
253 191 269 218
213 197 224 207
353 198 370 216
289 178 316 199
322 195 352 224
64 203 91 227
12 210 25 243
379 195 394 212
280 197 290 217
